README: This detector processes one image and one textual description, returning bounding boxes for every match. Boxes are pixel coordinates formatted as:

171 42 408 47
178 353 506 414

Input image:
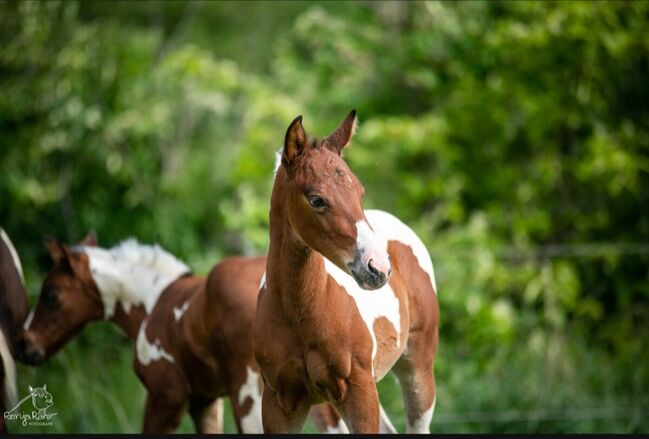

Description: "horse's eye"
43 290 59 308
308 196 327 209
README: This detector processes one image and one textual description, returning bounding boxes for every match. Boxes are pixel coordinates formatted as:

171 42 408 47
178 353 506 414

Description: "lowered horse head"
16 232 103 365
273 110 391 290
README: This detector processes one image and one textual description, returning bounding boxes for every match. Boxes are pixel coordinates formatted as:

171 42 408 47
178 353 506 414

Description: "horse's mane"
79 239 191 318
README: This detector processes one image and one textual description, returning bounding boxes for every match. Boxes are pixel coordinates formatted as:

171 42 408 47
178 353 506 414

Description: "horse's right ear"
282 115 306 167
44 236 65 263
28 385 33 393
80 230 98 246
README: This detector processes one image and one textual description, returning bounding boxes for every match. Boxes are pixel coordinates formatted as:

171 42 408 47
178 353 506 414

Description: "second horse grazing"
254 110 440 433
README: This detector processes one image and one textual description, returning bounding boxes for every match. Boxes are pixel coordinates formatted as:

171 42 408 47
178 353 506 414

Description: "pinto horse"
254 111 440 433
0 227 30 432
17 233 344 433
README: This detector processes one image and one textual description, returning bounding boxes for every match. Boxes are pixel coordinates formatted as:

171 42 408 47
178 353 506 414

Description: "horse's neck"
109 302 148 341
267 213 329 317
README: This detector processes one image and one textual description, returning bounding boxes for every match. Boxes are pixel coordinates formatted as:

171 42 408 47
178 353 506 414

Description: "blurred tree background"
1 0 648 433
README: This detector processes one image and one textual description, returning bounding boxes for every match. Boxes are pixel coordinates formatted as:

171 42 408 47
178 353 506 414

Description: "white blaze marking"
353 220 389 270
365 210 437 293
80 239 190 318
0 228 24 284
406 400 434 433
173 300 190 321
238 367 263 433
23 308 35 330
325 419 350 434
0 330 17 407
323 258 400 380
136 322 175 365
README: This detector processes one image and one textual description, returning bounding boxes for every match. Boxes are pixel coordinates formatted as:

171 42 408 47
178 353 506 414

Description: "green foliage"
1 0 648 433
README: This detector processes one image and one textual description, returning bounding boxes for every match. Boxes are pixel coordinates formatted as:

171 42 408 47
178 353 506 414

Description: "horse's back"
364 210 436 294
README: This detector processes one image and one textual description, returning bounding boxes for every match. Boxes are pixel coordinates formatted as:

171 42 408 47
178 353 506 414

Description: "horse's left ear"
28 385 33 393
80 230 98 246
324 109 357 154
42 385 47 391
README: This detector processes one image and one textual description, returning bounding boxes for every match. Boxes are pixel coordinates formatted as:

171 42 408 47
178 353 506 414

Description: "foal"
0 227 30 432
17 233 344 433
254 111 440 433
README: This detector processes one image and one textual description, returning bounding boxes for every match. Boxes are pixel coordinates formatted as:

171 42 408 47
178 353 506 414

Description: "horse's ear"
80 230 98 246
62 246 87 278
28 385 33 393
324 109 357 154
44 236 65 263
42 384 46 391
282 115 306 167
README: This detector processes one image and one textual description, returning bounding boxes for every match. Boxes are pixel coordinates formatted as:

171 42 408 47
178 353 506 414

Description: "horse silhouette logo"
3 384 57 427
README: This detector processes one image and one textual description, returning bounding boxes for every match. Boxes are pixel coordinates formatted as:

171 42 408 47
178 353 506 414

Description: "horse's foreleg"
337 369 380 433
309 403 349 433
189 396 223 433
142 391 186 433
261 385 310 433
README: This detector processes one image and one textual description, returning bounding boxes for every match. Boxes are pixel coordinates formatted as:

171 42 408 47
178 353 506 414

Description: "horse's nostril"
367 259 379 276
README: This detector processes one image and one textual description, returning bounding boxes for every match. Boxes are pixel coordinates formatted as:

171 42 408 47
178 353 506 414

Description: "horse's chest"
324 260 407 380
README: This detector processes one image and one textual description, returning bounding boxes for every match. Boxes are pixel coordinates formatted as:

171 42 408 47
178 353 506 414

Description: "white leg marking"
238 367 263 433
406 399 434 434
325 418 350 434
1 228 24 284
173 300 190 321
379 404 397 433
136 322 175 365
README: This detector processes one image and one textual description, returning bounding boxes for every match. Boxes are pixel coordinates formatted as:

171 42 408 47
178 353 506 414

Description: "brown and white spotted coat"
17 233 343 433
254 111 440 433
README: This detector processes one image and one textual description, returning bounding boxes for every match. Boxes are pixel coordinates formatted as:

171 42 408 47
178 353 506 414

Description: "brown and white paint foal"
0 227 30 432
17 233 344 434
254 111 440 433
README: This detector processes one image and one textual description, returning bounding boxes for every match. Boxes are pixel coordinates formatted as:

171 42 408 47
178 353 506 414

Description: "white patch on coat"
406 400 434 434
238 367 263 433
365 210 437 294
79 239 190 318
136 321 175 365
258 272 266 291
380 404 397 433
23 307 35 330
0 227 24 284
274 147 283 175
0 330 17 408
173 300 190 322
325 419 350 434
323 258 400 381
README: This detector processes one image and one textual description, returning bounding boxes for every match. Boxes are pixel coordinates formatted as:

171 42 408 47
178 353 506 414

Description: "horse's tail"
0 329 17 409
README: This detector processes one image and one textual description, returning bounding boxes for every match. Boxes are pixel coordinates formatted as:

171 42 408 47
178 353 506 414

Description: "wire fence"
433 403 649 424
430 242 649 261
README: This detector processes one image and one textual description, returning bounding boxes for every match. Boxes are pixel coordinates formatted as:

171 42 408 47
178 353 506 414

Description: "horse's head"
273 110 391 290
29 385 53 410
17 231 103 365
